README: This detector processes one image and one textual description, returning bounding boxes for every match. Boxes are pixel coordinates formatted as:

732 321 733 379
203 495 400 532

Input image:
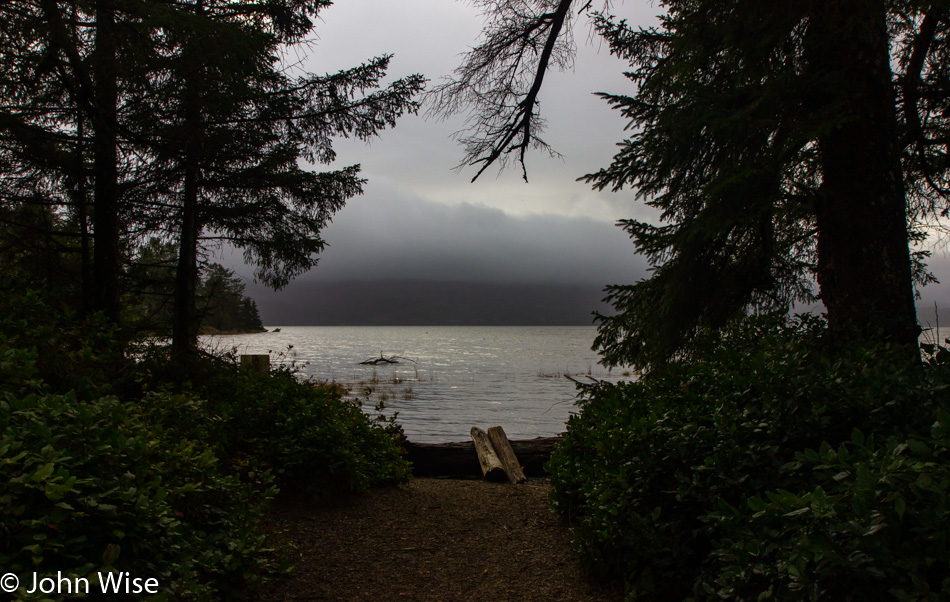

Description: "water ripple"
204 325 633 442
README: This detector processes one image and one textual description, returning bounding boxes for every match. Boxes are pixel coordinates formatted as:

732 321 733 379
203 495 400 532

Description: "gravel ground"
260 478 622 601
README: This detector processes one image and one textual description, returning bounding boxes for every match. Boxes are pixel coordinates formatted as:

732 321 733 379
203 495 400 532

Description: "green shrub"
0 289 124 400
0 288 410 600
133 348 411 493
0 361 277 600
548 316 950 600
701 419 950 600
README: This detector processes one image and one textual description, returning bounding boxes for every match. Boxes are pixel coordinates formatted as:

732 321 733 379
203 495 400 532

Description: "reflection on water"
203 326 632 443
204 325 948 443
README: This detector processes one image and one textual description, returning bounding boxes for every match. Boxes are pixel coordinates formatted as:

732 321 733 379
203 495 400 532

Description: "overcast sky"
227 0 950 326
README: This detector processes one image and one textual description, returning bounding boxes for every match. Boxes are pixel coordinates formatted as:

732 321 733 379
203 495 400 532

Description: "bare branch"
428 0 607 182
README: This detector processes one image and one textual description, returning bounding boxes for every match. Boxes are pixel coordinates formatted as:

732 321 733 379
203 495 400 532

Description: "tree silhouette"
1 0 424 359
147 0 424 357
433 0 950 368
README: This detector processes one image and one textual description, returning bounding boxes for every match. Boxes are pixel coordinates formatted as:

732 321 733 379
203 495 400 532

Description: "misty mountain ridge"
246 280 612 326
246 278 950 328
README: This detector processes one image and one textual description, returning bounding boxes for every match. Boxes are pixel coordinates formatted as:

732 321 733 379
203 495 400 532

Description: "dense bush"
548 316 950 600
0 290 410 600
702 421 950 600
0 389 276 600
134 348 411 494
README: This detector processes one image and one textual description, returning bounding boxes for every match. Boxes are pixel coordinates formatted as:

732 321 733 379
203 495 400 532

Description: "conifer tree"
1 1 424 359
434 0 950 368
145 0 424 357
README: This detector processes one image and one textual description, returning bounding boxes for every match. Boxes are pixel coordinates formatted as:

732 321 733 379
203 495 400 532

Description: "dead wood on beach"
404 436 561 478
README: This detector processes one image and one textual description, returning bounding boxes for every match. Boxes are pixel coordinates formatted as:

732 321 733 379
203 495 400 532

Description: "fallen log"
487 426 527 484
403 436 561 478
471 427 507 482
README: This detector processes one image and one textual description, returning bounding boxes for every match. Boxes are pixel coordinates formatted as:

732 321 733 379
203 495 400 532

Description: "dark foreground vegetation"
438 2 950 598
549 317 950 600
6 0 950 600
0 286 409 600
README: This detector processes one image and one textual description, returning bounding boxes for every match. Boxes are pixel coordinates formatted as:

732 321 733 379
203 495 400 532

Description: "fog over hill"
232 192 650 326
246 281 611 326
232 189 950 327
223 0 949 329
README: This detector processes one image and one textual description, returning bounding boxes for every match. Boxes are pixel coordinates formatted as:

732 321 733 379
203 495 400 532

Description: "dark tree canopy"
0 0 424 357
434 0 950 369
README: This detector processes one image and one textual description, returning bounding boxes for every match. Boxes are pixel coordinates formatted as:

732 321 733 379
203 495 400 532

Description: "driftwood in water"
404 437 560 478
470 427 507 482
359 353 400 365
359 353 417 366
487 426 528 484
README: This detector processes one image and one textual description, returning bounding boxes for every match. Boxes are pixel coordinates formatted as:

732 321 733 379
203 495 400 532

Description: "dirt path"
261 478 622 601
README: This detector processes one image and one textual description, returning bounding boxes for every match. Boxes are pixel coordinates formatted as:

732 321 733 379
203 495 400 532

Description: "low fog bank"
246 280 612 326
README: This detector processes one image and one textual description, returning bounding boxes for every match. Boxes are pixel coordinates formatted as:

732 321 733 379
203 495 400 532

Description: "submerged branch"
359 353 416 365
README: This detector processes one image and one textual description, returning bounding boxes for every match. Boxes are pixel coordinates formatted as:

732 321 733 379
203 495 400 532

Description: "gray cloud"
303 0 659 224
223 1 950 326
266 187 648 286
223 185 650 325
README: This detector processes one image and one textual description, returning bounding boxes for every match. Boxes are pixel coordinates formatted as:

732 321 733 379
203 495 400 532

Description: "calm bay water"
203 326 630 443
922 326 950 347
203 325 950 443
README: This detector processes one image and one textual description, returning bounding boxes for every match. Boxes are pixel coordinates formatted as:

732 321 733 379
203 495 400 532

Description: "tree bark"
172 163 200 360
74 108 93 317
171 0 205 361
809 0 920 352
487 426 527 484
91 0 121 324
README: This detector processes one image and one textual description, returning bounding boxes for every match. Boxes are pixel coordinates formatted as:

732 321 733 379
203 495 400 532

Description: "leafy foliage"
703 423 950 600
548 316 950 600
0 288 410 599
0 295 273 599
438 0 941 366
197 263 264 333
586 1 933 368
0 389 276 600
134 347 410 494
0 0 424 349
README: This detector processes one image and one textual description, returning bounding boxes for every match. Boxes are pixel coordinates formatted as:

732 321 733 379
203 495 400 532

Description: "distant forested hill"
245 280 611 326
126 240 264 334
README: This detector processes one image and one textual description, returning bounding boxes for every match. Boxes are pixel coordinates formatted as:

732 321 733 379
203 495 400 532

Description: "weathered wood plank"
487 426 528 484
470 427 507 482
240 354 270 373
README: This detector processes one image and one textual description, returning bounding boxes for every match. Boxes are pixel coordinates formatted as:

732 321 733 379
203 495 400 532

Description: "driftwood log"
359 353 400 365
470 427 507 482
404 436 561 478
487 426 528 484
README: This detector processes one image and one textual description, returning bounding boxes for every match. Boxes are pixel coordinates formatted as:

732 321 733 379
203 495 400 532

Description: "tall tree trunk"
809 0 920 352
75 109 93 316
92 0 121 324
171 166 199 359
171 0 204 360
71 2 92 316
